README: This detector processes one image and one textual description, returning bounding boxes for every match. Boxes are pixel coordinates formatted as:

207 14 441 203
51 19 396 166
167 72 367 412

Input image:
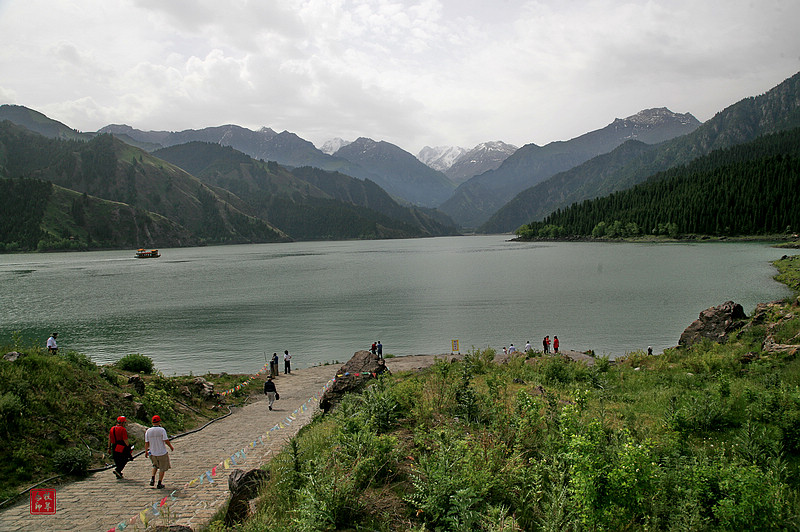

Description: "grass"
0 339 266 502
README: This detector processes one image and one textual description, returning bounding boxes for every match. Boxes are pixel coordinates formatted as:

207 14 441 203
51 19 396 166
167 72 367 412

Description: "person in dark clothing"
377 341 383 359
108 416 131 479
264 376 278 410
270 352 279 377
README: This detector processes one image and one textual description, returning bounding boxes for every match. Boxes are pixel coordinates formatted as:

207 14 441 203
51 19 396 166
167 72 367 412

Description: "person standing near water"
553 336 559 353
270 353 279 377
47 332 58 354
284 350 292 374
377 341 383 359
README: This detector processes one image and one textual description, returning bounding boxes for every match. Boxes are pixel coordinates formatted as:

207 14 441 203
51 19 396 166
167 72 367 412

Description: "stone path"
0 355 441 531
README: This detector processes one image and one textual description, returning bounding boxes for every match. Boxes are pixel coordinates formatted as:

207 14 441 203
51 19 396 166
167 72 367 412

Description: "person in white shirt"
508 344 516 353
525 341 532 352
283 350 292 374
145 415 174 489
47 332 58 354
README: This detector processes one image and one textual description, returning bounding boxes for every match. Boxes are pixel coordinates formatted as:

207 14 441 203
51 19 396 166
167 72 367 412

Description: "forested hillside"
484 71 800 233
154 142 458 240
517 128 800 239
0 122 288 250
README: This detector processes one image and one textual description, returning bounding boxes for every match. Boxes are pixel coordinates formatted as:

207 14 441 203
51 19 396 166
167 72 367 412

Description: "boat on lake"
135 249 161 258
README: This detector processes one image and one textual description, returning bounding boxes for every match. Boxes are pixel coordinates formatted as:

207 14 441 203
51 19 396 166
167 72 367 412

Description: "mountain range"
481 70 800 233
0 115 459 251
439 108 702 229
3 69 799 245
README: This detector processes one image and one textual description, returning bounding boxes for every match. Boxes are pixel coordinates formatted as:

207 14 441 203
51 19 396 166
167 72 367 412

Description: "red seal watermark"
30 489 56 515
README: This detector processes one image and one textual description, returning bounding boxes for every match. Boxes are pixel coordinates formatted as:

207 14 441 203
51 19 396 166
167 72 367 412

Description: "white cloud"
1 0 798 152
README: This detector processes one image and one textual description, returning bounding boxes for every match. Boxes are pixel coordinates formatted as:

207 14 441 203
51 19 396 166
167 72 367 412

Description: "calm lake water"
0 236 796 375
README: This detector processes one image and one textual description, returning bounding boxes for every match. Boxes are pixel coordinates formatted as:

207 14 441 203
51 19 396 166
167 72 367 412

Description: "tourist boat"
135 249 161 258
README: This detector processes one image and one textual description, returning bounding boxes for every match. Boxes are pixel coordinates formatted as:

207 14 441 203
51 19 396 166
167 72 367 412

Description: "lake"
0 236 795 375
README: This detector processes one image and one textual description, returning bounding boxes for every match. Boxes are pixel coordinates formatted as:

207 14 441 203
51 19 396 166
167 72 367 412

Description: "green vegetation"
517 129 800 240
0 340 258 501
115 353 155 374
212 258 800 531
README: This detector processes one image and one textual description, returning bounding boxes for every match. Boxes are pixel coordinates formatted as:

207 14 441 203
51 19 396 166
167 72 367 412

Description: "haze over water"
0 236 795 375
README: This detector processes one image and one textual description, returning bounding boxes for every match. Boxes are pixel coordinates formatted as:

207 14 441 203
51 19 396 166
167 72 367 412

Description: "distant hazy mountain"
334 137 456 208
481 71 800 233
418 145 467 172
445 141 518 184
0 104 93 141
439 108 701 229
320 137 352 155
154 141 458 240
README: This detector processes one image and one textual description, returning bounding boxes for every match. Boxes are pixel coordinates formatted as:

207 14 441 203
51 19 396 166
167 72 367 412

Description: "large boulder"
192 376 215 398
224 468 270 525
128 374 145 395
319 350 388 412
679 301 747 348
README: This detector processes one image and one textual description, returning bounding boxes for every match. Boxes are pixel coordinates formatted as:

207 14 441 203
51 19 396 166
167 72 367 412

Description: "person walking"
47 332 58 354
108 416 131 479
553 336 559 353
264 376 278 411
283 350 292 374
145 415 174 489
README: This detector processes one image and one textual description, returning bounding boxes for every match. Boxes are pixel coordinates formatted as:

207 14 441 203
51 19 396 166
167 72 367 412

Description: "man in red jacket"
108 416 131 479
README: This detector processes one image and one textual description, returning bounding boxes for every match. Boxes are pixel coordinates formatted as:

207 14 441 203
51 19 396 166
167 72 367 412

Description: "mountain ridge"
438 107 701 229
481 71 800 233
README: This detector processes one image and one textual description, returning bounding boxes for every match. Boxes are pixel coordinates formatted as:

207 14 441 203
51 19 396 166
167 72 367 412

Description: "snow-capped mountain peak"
417 145 467 172
320 137 352 155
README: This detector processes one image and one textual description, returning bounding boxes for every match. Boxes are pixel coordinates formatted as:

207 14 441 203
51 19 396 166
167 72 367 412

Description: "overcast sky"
1 0 799 154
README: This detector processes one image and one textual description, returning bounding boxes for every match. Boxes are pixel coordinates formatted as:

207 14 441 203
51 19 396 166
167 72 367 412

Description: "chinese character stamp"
30 489 56 515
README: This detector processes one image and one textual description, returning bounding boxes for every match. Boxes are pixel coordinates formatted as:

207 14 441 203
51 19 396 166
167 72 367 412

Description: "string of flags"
218 363 270 397
106 376 335 531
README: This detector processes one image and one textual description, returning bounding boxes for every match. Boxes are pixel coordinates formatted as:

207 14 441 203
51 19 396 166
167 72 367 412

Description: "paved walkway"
0 355 441 531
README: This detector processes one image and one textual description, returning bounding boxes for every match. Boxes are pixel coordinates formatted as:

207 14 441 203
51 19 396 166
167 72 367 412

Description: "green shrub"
52 447 91 476
116 353 154 374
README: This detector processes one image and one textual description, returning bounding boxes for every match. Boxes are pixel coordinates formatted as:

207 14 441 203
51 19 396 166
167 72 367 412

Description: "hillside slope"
483 71 800 233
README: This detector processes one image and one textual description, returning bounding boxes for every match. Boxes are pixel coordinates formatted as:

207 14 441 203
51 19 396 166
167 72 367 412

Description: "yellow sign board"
451 339 459 353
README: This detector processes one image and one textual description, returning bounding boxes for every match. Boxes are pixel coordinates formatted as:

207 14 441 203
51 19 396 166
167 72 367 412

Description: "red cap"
116 416 126 423
152 415 161 423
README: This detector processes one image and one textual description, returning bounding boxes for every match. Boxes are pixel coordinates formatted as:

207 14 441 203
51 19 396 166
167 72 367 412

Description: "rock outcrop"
224 468 270 525
319 350 388 412
3 351 23 362
679 301 747 347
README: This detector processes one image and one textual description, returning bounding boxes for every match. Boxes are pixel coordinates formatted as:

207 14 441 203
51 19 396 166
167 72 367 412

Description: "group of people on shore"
503 335 560 355
369 340 383 359
268 350 293 377
107 414 174 489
